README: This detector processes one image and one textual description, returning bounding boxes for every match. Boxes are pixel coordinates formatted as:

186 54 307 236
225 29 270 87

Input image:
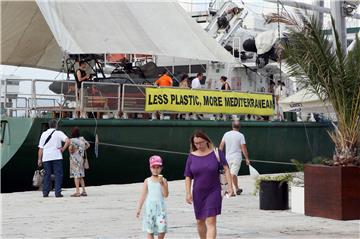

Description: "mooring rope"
88 141 188 156
88 141 294 165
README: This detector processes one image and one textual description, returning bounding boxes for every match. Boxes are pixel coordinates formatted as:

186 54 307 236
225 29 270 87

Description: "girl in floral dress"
136 155 169 239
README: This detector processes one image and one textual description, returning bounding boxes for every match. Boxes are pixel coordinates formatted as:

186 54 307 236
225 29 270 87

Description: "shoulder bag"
214 147 228 197
43 129 56 147
83 150 89 170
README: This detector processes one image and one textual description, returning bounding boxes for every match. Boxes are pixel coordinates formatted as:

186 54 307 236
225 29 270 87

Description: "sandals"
70 192 87 197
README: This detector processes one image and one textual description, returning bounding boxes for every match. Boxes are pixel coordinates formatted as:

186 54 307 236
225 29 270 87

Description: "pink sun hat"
149 155 163 167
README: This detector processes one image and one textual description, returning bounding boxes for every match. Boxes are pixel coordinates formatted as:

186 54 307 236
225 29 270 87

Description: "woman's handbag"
214 148 228 197
32 167 45 187
83 151 89 170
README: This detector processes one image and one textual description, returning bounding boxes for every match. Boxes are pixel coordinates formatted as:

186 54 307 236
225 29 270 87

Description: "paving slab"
1 175 359 238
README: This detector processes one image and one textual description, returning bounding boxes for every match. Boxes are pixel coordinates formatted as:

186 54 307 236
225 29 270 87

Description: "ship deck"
1 174 358 238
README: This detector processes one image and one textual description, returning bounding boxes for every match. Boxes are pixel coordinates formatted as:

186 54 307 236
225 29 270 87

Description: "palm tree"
266 11 360 166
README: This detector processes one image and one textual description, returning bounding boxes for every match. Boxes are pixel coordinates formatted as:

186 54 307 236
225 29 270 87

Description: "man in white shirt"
191 72 203 89
190 73 204 119
38 119 70 197
274 81 288 120
219 121 250 196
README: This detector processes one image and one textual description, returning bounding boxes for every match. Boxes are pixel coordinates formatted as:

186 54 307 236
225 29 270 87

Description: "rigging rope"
275 0 315 157
87 141 294 166
277 0 282 83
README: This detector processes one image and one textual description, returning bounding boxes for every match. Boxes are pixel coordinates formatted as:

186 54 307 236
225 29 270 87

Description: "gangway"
205 1 238 34
218 11 248 46
201 0 249 62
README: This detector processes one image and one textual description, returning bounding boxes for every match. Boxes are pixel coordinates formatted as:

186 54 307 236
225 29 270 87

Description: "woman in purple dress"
184 130 233 239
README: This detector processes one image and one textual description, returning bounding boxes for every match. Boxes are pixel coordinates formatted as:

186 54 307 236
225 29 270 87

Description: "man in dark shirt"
75 61 92 92
75 60 92 118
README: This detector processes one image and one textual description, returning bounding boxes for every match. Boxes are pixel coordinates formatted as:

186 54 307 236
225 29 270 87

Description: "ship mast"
265 0 360 53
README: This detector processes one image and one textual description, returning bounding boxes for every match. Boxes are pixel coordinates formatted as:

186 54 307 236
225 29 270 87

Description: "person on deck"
274 81 288 121
190 73 204 119
178 74 190 120
75 61 93 118
152 70 173 119
179 74 189 88
191 73 203 89
220 76 231 91
75 61 92 94
155 70 173 87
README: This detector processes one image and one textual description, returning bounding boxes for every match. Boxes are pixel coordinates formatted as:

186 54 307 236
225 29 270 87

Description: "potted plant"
266 11 360 220
254 174 293 210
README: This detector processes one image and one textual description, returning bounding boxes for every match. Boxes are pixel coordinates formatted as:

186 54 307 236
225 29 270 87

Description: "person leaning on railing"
178 74 190 120
75 60 93 118
220 76 231 91
75 60 92 97
155 70 173 87
190 73 204 120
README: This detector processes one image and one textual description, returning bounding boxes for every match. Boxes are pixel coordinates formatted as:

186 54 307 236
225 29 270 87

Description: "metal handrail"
2 78 272 118
3 79 77 117
121 84 155 113
81 81 121 113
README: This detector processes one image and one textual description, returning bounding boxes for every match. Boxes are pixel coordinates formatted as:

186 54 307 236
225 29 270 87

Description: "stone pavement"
1 175 359 238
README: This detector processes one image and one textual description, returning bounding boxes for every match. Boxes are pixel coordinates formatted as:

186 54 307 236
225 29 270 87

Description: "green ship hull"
1 117 334 193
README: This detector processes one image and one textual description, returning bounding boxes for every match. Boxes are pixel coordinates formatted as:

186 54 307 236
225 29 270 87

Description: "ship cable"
276 0 282 120
300 119 314 159
56 51 68 126
90 108 99 158
87 80 100 158
87 141 294 165
276 0 314 158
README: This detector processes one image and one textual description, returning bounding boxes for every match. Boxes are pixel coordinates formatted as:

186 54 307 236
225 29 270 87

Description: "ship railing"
3 79 274 120
32 79 77 117
80 81 121 117
121 84 154 115
3 79 31 117
2 79 77 118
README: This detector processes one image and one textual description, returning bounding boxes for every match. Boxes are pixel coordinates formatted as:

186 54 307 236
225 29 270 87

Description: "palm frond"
266 11 360 166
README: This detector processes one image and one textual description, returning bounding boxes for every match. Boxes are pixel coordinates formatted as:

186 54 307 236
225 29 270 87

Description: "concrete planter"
291 186 304 214
304 164 360 220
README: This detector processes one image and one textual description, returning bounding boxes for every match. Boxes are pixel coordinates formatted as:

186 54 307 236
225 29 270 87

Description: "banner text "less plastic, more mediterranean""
145 88 274 115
